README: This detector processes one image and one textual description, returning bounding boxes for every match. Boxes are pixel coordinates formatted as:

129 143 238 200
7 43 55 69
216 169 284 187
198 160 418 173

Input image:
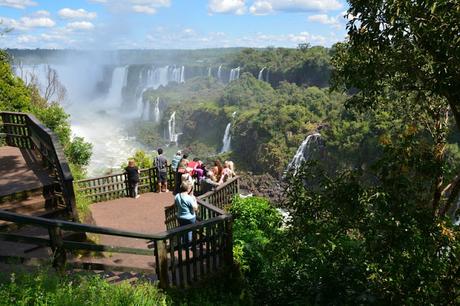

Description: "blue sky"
0 0 349 49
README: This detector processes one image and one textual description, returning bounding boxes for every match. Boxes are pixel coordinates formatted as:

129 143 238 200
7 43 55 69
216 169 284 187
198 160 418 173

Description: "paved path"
0 146 51 196
75 192 174 270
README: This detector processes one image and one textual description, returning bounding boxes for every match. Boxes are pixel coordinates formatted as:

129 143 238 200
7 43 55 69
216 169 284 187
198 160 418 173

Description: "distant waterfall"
229 67 240 82
136 65 186 118
220 111 236 153
168 111 181 144
258 67 266 81
141 100 150 121
153 97 160 123
208 67 212 77
286 133 323 173
106 66 127 108
217 65 223 81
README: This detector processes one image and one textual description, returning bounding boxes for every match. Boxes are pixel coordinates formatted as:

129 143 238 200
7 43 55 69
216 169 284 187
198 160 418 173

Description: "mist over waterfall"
217 65 223 81
154 97 160 123
229 67 240 82
106 66 127 108
286 133 323 174
142 99 151 121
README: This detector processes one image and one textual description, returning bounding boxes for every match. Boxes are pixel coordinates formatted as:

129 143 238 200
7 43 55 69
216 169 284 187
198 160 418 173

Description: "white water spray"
217 65 222 81
220 111 236 153
286 133 323 173
154 97 160 123
258 67 266 81
229 67 240 82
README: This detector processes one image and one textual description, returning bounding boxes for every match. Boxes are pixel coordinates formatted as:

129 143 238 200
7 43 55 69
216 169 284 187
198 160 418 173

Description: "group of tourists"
124 148 236 238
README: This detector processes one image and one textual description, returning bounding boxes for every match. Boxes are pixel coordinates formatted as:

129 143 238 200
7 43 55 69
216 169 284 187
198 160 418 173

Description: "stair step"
0 195 59 212
0 208 67 231
0 183 59 204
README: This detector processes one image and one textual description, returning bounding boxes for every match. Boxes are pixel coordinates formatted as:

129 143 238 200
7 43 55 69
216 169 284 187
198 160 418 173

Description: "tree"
332 0 460 216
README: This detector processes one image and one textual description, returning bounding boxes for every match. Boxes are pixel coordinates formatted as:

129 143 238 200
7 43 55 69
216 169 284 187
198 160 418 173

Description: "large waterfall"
106 66 128 108
220 123 232 153
286 133 323 173
229 67 240 82
168 111 181 144
220 111 236 153
137 65 185 119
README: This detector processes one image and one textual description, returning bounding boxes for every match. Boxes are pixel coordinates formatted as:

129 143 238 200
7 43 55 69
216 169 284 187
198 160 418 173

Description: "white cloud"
249 1 272 15
308 14 339 25
132 5 156 14
59 8 97 20
249 0 342 14
20 16 55 28
33 10 51 17
66 21 95 30
0 0 37 9
88 0 107 3
208 0 247 15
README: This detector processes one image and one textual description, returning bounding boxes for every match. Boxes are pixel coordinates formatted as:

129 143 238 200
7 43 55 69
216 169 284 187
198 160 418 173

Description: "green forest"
1 0 460 304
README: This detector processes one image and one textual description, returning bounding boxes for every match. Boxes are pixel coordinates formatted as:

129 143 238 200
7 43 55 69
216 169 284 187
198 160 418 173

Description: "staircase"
0 146 67 229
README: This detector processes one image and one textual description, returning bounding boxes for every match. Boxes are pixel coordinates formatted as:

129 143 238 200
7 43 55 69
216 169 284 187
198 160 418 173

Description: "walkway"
0 146 52 197
74 192 174 271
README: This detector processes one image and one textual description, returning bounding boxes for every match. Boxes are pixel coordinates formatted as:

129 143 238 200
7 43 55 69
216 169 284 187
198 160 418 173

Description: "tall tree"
332 0 460 216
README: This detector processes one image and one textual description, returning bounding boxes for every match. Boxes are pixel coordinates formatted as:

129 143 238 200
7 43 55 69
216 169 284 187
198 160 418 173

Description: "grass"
0 266 251 306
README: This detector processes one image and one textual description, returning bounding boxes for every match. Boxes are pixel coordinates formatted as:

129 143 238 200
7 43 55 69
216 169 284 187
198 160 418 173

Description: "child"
125 160 140 198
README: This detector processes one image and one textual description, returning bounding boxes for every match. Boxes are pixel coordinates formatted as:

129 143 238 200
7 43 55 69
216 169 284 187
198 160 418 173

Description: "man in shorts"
155 148 169 192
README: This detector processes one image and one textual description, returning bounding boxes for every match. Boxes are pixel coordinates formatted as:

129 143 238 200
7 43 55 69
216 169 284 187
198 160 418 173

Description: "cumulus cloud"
66 21 95 30
0 0 37 9
59 8 97 20
250 0 342 14
208 0 247 15
132 5 156 14
308 14 339 25
33 10 51 17
1 16 56 30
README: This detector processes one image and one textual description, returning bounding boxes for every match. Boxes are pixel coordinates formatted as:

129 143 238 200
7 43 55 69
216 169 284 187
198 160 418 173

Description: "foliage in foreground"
231 160 460 305
0 270 167 306
0 268 249 306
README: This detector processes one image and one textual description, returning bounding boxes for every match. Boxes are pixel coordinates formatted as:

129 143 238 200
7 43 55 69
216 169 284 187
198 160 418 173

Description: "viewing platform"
0 111 239 288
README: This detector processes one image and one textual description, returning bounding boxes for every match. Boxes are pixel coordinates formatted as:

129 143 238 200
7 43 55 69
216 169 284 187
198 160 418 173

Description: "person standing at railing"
155 148 169 192
125 160 140 198
175 180 198 244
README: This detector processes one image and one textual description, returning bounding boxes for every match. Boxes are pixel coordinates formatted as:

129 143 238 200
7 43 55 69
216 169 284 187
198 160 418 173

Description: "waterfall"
106 66 127 108
168 111 182 144
220 111 237 153
153 97 160 123
180 66 185 83
229 67 240 82
286 133 323 173
208 67 212 77
217 65 222 81
141 100 151 121
258 67 266 81
220 123 232 153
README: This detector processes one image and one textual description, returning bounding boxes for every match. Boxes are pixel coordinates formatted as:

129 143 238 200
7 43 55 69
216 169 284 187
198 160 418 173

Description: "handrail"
0 111 77 220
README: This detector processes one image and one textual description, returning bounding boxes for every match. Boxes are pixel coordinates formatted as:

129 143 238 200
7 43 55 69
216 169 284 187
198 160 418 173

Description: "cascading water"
286 133 323 174
106 66 127 108
258 67 266 81
220 111 236 153
168 111 181 144
153 97 160 123
229 67 240 82
208 67 212 77
217 65 222 81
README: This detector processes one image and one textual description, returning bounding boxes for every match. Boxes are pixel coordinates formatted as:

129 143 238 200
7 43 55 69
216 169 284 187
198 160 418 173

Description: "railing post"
224 218 234 268
157 239 170 288
48 225 66 273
